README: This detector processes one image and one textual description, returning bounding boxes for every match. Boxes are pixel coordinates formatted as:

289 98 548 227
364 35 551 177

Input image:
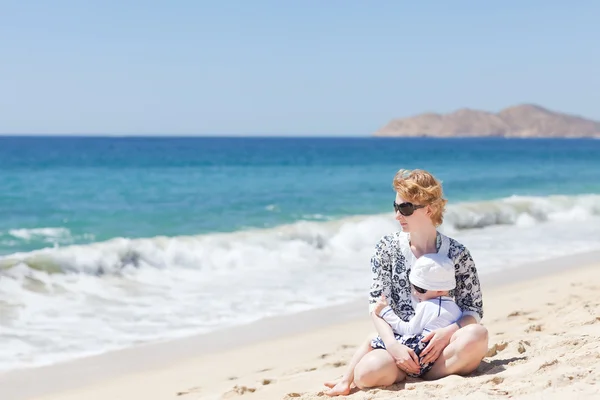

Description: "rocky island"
374 104 600 138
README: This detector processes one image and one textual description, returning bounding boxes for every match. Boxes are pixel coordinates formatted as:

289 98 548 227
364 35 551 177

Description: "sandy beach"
2 252 599 400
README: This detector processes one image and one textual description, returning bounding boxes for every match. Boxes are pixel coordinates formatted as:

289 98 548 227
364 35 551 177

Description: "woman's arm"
453 247 484 327
368 236 393 313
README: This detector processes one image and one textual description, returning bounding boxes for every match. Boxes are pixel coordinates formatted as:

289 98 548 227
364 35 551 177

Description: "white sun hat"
409 252 456 291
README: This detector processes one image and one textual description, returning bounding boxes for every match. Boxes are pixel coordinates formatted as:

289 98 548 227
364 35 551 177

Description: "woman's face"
394 193 433 232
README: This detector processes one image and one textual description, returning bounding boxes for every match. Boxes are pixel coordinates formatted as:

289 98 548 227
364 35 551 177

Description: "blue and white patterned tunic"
368 231 483 323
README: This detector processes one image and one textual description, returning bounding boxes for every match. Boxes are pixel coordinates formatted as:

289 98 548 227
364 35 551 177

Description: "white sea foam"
0 227 95 249
7 227 72 241
1 194 600 371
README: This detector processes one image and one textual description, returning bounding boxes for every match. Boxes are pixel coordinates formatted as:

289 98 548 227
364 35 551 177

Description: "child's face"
412 286 428 302
412 285 446 301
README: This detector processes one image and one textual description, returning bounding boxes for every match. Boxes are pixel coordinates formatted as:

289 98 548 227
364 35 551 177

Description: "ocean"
1 136 599 372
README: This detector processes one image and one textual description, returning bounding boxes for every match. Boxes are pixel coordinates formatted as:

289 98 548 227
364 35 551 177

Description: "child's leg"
324 334 375 396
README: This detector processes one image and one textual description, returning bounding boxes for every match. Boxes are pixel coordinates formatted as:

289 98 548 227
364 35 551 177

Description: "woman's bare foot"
323 379 352 396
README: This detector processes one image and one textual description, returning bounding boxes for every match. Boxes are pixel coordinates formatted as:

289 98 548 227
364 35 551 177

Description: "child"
370 251 462 377
325 252 462 396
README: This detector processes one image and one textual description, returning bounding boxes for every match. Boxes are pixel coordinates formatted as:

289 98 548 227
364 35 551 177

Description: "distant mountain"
373 104 600 138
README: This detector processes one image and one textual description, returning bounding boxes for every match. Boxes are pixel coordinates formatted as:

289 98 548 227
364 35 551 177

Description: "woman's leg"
324 334 375 396
422 324 489 380
353 348 406 389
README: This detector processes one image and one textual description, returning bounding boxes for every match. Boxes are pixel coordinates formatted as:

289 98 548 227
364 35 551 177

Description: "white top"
377 296 463 336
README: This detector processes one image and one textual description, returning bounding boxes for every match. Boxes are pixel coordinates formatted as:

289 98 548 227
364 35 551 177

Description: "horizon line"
0 134 597 140
0 133 370 138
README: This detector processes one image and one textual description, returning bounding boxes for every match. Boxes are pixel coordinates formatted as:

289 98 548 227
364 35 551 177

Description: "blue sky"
2 1 599 135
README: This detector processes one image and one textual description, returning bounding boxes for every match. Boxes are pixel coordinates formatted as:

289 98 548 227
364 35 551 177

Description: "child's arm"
371 310 399 346
371 295 401 345
377 302 434 336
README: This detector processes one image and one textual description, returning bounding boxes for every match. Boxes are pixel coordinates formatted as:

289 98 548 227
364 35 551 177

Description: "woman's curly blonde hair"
392 169 448 226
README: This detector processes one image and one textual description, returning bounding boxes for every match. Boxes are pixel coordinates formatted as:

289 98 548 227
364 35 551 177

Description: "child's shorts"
370 333 433 378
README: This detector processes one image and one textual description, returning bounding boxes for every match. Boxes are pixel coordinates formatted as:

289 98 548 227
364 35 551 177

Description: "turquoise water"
1 136 600 372
1 136 599 254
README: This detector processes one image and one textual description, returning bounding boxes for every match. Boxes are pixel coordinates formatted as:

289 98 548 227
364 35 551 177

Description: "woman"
325 169 488 396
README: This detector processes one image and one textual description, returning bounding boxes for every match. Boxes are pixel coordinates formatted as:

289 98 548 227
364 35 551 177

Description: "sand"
1 254 599 400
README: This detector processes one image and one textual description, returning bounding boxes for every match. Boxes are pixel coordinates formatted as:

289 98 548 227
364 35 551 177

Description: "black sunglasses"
393 201 426 217
412 284 427 294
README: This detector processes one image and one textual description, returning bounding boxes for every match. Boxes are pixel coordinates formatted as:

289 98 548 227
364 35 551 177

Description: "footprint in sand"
525 324 542 333
487 376 504 385
560 336 593 349
485 341 508 357
517 340 530 354
222 385 257 398
327 361 346 368
537 359 558 372
486 388 510 396
507 310 530 318
423 383 444 390
283 393 303 399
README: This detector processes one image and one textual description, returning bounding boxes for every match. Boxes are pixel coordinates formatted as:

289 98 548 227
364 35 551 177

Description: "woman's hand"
419 324 456 365
386 342 420 375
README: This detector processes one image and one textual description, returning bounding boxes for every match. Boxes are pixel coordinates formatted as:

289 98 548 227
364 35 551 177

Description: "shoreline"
2 249 600 400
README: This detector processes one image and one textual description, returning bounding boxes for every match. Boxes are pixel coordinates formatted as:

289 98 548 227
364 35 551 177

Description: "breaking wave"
1 193 600 372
